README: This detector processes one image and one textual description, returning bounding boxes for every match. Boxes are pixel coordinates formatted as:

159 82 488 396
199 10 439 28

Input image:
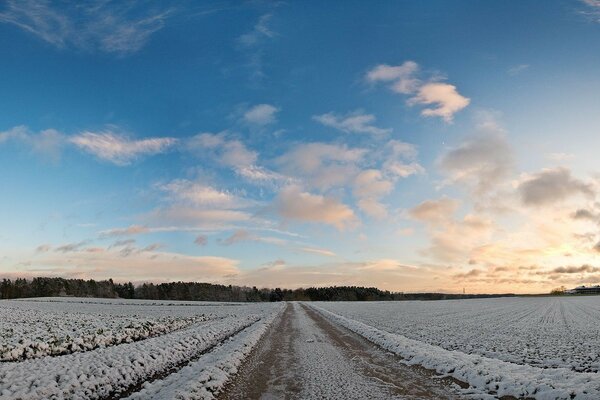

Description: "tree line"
0 277 515 302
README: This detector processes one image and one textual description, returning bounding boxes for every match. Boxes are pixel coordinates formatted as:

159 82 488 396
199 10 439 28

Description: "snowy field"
311 296 600 399
0 297 283 400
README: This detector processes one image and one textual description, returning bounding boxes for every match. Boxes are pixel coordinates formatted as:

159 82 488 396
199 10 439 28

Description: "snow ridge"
308 303 600 400
0 315 260 400
124 303 285 400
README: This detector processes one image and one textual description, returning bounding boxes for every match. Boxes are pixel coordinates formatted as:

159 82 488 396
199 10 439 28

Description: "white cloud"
313 111 391 136
275 185 358 230
366 61 420 94
408 82 470 122
0 126 66 162
0 125 28 143
276 142 366 190
382 140 424 179
188 132 258 169
366 61 469 122
243 104 279 125
0 0 171 55
70 131 177 165
158 180 244 209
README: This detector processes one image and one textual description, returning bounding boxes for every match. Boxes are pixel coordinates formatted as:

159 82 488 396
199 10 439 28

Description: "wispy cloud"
507 64 529 76
236 13 277 82
580 0 600 23
237 13 275 46
366 61 470 122
0 0 172 55
313 111 391 136
70 131 177 166
243 103 279 125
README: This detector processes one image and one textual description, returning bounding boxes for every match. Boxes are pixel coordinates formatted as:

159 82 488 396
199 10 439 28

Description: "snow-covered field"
311 296 600 399
0 297 283 400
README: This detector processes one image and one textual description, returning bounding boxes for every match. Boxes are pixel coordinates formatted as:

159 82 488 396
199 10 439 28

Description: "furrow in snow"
123 303 284 400
307 303 600 400
0 315 260 400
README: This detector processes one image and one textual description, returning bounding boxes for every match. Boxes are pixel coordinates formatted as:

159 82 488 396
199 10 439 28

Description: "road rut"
220 302 462 400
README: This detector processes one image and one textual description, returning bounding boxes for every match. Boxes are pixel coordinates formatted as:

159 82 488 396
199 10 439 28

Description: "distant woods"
0 277 515 302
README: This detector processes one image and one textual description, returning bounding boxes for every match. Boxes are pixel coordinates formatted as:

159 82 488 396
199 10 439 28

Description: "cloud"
580 0 600 23
353 169 393 219
313 111 391 136
366 61 420 93
237 14 275 46
25 246 239 282
0 0 171 55
157 180 245 209
225 259 437 291
366 61 469 122
382 140 424 179
100 225 149 237
221 229 255 246
188 132 261 172
438 122 514 197
410 198 493 262
408 82 470 122
147 207 251 228
110 239 136 248
507 64 529 76
297 247 336 257
236 13 276 82
187 133 284 186
0 125 66 162
234 165 286 184
549 264 600 274
276 142 366 190
409 197 460 223
35 244 51 253
0 125 28 143
54 241 88 253
243 104 279 125
194 235 207 246
547 152 575 162
70 131 177 166
275 185 358 230
518 167 594 206
572 208 599 221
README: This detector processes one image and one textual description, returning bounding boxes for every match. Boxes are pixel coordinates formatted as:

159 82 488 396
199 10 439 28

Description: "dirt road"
220 302 462 400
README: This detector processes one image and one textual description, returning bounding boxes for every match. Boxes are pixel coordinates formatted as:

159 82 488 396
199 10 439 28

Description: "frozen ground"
313 296 600 372
0 297 282 399
221 302 460 400
312 297 600 399
2 296 600 399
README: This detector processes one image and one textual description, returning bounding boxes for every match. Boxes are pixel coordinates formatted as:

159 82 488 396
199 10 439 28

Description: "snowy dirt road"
220 302 461 400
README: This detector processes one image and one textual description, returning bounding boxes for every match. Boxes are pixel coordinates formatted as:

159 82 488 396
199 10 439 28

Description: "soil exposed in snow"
220 302 460 400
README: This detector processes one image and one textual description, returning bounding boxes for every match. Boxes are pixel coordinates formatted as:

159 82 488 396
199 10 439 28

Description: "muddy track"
221 303 462 399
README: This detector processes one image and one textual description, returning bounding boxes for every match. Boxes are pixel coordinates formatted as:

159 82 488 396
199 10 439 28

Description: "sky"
1 0 600 294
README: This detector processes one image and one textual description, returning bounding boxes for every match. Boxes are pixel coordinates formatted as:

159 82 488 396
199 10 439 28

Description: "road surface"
220 302 462 399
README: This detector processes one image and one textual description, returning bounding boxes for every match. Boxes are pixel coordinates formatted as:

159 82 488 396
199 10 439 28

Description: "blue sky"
2 0 600 293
